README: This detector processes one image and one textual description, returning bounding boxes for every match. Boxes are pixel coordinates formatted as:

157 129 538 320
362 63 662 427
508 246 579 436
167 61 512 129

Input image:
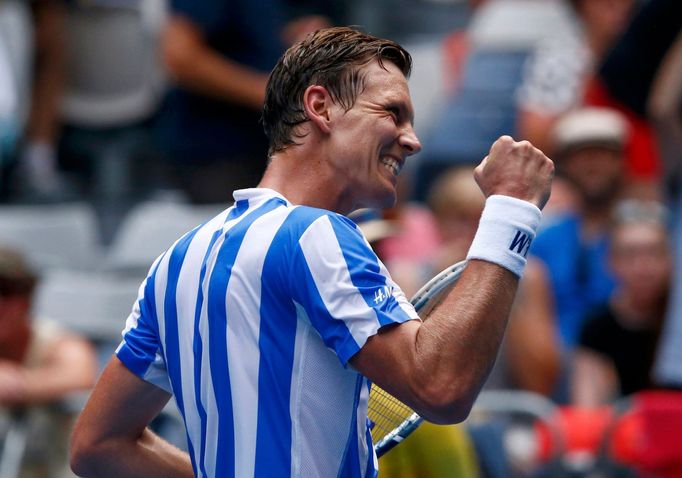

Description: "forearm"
411 260 518 422
26 0 65 143
71 358 190 477
72 427 193 478
162 16 268 110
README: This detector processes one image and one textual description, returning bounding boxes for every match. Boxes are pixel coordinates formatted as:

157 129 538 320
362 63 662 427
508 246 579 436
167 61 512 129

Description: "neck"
259 146 355 215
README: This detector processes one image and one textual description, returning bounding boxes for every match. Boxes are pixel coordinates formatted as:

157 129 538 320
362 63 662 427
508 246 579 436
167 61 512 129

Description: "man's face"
561 146 623 207
327 60 421 213
610 222 671 310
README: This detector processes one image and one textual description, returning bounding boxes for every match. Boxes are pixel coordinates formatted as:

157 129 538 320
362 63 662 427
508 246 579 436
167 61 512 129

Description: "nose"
399 125 422 156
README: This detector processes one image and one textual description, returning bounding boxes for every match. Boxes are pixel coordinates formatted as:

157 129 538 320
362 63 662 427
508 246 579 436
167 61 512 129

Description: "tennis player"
70 27 553 477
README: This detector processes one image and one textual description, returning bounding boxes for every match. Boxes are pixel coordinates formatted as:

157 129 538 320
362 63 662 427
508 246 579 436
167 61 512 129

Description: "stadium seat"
103 200 225 274
597 390 682 478
0 202 101 271
33 268 140 342
411 0 575 200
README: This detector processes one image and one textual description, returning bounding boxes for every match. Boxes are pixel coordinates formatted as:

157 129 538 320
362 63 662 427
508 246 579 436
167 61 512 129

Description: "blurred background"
0 0 680 476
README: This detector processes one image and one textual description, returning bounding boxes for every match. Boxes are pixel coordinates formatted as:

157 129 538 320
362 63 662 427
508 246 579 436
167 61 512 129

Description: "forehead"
359 61 413 108
612 222 668 247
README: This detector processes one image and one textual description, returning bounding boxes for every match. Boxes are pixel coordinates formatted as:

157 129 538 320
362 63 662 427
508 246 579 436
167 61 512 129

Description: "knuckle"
495 135 513 147
514 140 532 154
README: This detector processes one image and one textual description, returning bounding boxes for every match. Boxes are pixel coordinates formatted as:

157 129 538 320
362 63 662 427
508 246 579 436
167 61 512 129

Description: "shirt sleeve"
291 213 419 366
115 256 172 393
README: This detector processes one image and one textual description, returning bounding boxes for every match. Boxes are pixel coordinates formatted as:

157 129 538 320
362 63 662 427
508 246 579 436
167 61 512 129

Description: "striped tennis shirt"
116 188 419 478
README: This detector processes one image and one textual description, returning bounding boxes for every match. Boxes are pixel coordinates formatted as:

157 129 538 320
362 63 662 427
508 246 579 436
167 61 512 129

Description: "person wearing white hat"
519 107 630 400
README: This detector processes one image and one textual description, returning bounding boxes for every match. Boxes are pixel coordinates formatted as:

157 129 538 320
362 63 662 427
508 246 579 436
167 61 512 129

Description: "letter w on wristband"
466 195 542 277
509 230 533 257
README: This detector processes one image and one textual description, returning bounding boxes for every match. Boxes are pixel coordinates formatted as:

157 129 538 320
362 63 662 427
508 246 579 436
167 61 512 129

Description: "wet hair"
262 26 412 156
0 247 38 298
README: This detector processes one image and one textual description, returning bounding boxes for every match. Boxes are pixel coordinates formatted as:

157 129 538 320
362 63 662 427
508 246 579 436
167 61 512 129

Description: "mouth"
380 155 403 177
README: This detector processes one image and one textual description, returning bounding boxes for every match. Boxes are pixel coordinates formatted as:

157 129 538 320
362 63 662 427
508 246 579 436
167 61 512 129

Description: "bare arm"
26 0 65 144
70 357 193 478
351 136 554 424
0 335 97 406
572 348 618 407
161 14 269 110
506 258 561 396
353 260 518 424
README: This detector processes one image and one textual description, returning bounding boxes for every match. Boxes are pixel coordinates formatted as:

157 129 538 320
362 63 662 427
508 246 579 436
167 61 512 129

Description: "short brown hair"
0 247 37 298
262 27 412 156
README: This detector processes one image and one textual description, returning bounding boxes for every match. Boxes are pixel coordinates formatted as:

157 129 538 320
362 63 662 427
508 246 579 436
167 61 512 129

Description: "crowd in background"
0 0 680 476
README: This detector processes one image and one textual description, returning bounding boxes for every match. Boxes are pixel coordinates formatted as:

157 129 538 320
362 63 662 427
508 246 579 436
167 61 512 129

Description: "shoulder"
283 206 363 240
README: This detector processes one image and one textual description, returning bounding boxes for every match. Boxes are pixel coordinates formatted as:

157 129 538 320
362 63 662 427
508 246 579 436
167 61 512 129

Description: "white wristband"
466 195 542 277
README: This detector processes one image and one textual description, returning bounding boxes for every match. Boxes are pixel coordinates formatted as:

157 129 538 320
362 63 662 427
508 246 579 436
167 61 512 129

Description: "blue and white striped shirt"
116 188 419 478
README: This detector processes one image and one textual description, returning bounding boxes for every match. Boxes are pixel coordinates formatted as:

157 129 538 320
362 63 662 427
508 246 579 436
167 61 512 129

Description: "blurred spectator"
516 0 636 154
413 0 575 200
572 200 672 406
426 165 485 274
586 0 681 199
56 0 167 239
157 0 331 204
555 0 682 388
0 246 97 476
530 107 629 350
500 259 561 396
0 0 67 202
346 0 470 44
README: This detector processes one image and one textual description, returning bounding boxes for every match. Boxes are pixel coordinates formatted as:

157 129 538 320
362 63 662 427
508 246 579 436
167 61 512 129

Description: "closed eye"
387 107 400 123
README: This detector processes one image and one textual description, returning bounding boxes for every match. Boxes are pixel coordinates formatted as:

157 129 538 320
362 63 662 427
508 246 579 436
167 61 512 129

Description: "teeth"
381 157 400 176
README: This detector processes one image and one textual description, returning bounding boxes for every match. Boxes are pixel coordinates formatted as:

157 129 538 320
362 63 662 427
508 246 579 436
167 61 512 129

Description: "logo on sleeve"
373 285 393 304
509 230 533 257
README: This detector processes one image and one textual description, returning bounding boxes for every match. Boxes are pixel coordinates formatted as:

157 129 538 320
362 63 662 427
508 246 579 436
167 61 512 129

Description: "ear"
303 85 333 135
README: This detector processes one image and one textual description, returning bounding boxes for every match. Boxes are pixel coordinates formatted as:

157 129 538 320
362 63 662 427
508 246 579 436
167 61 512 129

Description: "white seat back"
0 203 101 271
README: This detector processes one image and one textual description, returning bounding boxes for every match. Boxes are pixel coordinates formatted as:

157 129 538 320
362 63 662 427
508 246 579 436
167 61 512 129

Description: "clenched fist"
474 136 554 210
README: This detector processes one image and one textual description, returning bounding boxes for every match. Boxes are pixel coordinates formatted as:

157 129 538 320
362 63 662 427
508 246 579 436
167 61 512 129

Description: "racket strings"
368 386 415 442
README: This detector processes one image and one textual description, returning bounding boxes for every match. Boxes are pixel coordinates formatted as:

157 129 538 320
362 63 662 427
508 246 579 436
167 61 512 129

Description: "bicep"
294 213 419 365
350 320 419 389
73 357 171 446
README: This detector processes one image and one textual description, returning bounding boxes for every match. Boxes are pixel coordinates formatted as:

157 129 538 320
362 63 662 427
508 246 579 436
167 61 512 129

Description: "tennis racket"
368 259 468 457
